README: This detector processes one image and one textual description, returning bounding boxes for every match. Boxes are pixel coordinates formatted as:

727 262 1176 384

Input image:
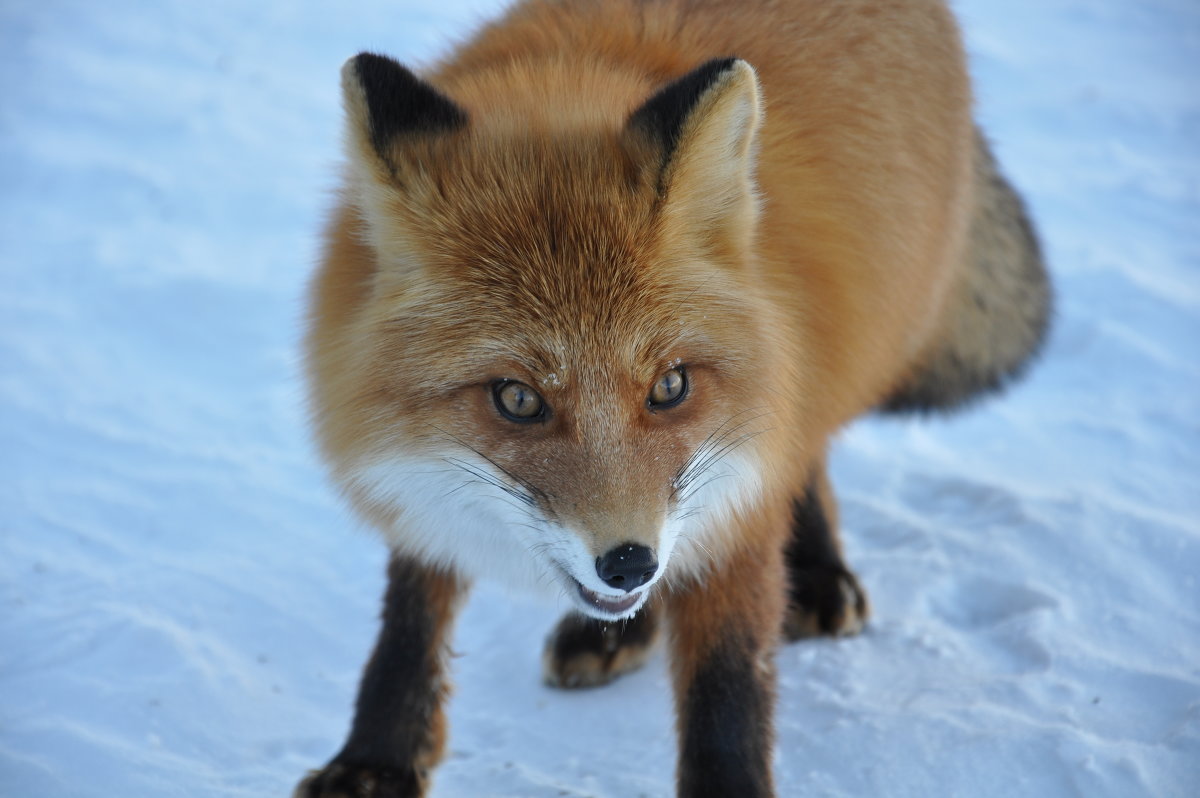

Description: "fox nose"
596 543 658 592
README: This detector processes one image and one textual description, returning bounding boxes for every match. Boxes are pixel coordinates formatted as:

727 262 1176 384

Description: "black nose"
595 543 658 592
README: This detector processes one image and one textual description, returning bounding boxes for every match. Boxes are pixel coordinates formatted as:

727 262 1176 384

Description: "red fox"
295 0 1051 795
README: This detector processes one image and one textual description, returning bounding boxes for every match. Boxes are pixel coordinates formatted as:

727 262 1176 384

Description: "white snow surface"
2 0 1197 796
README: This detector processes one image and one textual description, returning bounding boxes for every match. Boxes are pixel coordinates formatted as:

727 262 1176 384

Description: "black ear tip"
698 56 743 79
350 51 408 81
348 52 424 105
344 51 467 158
627 56 746 157
354 51 394 65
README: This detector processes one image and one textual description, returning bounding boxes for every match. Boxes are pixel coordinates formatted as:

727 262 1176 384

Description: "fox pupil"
649 367 687 408
495 381 544 421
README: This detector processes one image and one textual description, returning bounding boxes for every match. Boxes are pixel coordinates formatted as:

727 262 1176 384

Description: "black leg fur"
677 631 774 798
296 556 463 798
542 605 660 688
666 527 788 798
783 473 869 640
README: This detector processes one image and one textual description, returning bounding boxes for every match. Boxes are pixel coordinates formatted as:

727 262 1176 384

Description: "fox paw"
542 608 660 688
293 763 425 798
784 566 870 640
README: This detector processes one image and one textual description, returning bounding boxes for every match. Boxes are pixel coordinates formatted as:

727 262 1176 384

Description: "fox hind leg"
783 462 869 640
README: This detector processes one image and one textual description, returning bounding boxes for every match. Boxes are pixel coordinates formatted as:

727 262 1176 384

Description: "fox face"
311 55 791 620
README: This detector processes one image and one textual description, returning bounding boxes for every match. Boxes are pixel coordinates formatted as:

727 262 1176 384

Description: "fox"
294 0 1051 796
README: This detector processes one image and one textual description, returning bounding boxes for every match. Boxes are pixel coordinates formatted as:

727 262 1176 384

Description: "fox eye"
648 367 688 409
493 380 546 422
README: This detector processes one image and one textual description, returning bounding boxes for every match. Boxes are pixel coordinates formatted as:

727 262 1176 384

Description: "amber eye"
493 380 546 422
647 367 688 409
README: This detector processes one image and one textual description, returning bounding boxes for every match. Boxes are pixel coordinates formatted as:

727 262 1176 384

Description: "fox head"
310 52 794 620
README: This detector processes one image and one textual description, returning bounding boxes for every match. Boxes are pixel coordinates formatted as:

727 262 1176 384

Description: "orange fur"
310 0 972 553
302 1 995 795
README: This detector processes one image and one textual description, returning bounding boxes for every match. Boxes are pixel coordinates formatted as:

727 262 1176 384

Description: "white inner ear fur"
660 60 764 238
337 58 425 278
339 57 392 185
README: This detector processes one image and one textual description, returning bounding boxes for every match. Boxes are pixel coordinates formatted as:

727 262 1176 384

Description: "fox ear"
341 52 467 173
626 58 762 251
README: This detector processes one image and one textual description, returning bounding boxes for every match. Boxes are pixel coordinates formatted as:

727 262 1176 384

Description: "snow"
1 0 1197 796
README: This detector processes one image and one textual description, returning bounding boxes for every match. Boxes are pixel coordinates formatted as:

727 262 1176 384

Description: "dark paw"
542 608 659 688
293 762 425 798
784 565 869 640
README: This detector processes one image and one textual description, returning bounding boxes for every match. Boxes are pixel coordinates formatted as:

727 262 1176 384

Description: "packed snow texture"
2 1 1197 796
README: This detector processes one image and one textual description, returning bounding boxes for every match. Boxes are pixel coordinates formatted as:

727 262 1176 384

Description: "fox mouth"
575 581 642 616
558 569 647 619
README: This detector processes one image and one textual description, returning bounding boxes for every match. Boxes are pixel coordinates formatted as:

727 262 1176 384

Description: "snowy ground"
2 0 1197 796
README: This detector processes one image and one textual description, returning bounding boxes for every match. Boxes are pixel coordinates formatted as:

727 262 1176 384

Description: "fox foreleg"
667 523 787 798
295 555 465 798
